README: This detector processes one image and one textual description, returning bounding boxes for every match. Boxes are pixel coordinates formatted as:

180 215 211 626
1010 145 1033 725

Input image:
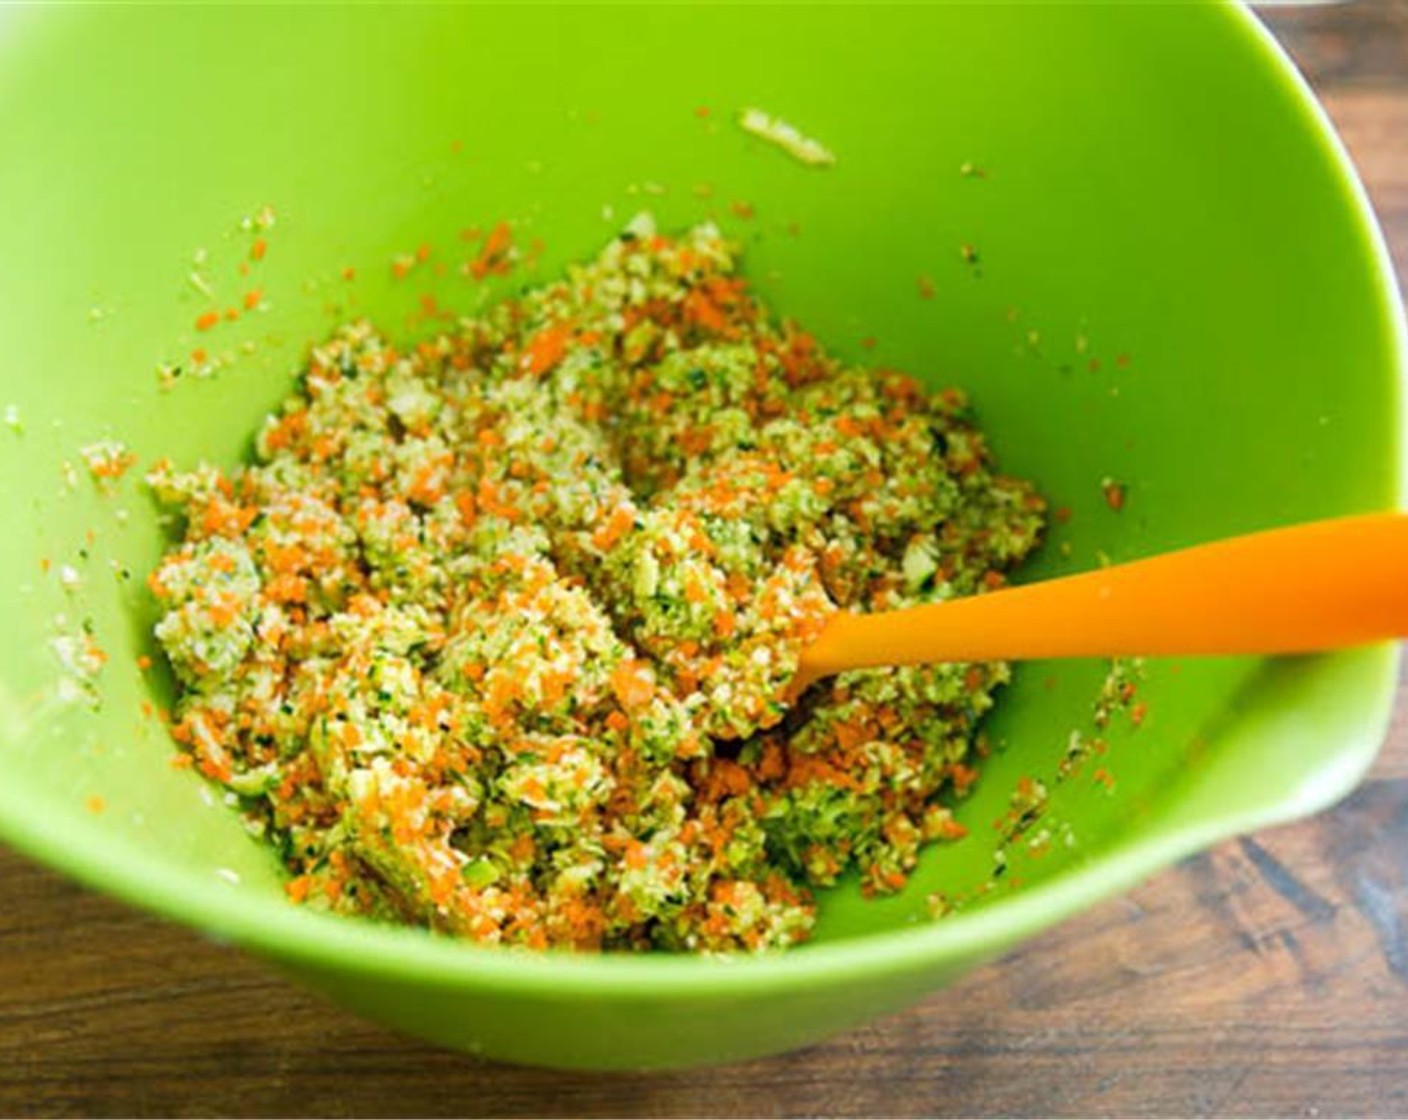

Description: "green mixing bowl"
0 4 1402 1070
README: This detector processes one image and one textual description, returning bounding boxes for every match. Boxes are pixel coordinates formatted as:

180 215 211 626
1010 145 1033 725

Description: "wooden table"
4 6 1408 1116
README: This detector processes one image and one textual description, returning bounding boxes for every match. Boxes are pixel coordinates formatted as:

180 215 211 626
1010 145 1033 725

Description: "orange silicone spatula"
791 512 1408 694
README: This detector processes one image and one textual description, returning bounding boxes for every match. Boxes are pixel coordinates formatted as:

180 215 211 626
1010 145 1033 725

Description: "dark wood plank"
1265 0 1408 91
1275 1 1408 296
1316 87 1408 294
3 5 1408 1117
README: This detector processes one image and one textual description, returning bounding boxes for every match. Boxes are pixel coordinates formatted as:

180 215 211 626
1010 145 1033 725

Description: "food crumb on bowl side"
737 108 836 167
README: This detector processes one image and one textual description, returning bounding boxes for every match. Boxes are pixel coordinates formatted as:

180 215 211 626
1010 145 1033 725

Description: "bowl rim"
0 1 1404 1001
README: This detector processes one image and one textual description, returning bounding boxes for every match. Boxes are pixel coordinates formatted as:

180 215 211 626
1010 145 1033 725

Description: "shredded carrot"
454 490 477 526
265 572 309 604
683 289 727 332
608 660 654 712
285 875 313 903
591 505 635 552
520 321 573 377
469 221 514 279
949 763 980 794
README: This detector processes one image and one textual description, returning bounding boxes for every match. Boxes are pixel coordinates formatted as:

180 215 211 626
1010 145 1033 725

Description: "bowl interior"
0 5 1399 964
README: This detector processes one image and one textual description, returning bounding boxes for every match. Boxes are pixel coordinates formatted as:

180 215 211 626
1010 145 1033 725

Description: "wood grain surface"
4 5 1408 1117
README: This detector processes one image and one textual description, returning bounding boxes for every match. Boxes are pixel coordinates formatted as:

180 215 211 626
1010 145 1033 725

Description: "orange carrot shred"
521 322 573 377
610 660 655 710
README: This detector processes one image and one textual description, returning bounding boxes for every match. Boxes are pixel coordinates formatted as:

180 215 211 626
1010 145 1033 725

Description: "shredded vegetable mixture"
147 218 1043 952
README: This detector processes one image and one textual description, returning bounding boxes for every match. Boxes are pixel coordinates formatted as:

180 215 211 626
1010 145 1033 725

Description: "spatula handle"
800 512 1408 677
